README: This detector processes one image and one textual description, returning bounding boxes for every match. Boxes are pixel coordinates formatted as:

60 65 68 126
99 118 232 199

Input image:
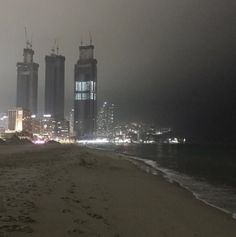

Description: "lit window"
90 92 97 100
75 93 90 100
82 93 90 100
75 82 81 91
75 93 81 100
75 81 96 92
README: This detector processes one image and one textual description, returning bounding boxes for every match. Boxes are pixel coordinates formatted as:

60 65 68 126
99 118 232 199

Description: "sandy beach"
0 144 235 237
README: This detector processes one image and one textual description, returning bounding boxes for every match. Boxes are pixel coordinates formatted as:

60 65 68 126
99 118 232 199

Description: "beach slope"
0 144 235 237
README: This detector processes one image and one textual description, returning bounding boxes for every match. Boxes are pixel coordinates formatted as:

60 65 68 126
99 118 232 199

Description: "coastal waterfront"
0 144 236 236
113 143 236 219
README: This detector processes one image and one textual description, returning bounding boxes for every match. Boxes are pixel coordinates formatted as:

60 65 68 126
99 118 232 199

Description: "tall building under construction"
74 42 97 139
45 46 65 120
16 40 39 115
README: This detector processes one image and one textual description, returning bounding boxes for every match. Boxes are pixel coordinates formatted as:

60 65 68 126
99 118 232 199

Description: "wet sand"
0 144 235 237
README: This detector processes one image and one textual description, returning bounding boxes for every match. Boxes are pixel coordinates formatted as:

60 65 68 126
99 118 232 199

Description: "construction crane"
51 39 59 55
51 39 56 55
24 27 32 49
89 32 93 45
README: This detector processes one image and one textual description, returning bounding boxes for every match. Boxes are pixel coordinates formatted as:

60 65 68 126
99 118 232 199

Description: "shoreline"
92 147 236 220
0 144 236 236
92 148 236 236
121 152 236 220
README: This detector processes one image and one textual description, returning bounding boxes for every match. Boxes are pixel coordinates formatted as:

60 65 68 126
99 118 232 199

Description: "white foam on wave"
123 154 236 220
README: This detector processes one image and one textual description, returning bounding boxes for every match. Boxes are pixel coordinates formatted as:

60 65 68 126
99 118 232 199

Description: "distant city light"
33 140 45 145
43 114 52 118
77 138 109 144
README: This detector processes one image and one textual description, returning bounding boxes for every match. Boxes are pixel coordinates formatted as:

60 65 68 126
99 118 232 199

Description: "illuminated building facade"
54 119 69 140
69 109 75 137
97 102 115 138
8 108 32 133
45 50 65 120
16 44 39 115
40 115 69 141
31 116 41 134
40 115 56 139
74 43 97 139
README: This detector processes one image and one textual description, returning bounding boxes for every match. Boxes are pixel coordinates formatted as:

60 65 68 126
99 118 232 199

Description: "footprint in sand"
21 200 36 212
19 209 29 216
81 205 91 210
87 212 103 220
0 216 17 222
73 218 87 225
0 224 33 233
61 196 70 201
62 209 71 213
18 216 36 223
67 228 84 235
68 189 75 194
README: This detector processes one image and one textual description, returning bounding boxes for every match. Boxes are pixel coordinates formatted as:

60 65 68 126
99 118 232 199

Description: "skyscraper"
16 42 39 115
74 43 97 139
45 47 65 120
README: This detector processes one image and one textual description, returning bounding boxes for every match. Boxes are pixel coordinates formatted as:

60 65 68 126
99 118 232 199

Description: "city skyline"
0 3 235 237
0 0 235 143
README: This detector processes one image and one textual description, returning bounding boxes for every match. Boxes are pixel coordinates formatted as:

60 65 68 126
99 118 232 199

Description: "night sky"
0 0 235 142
